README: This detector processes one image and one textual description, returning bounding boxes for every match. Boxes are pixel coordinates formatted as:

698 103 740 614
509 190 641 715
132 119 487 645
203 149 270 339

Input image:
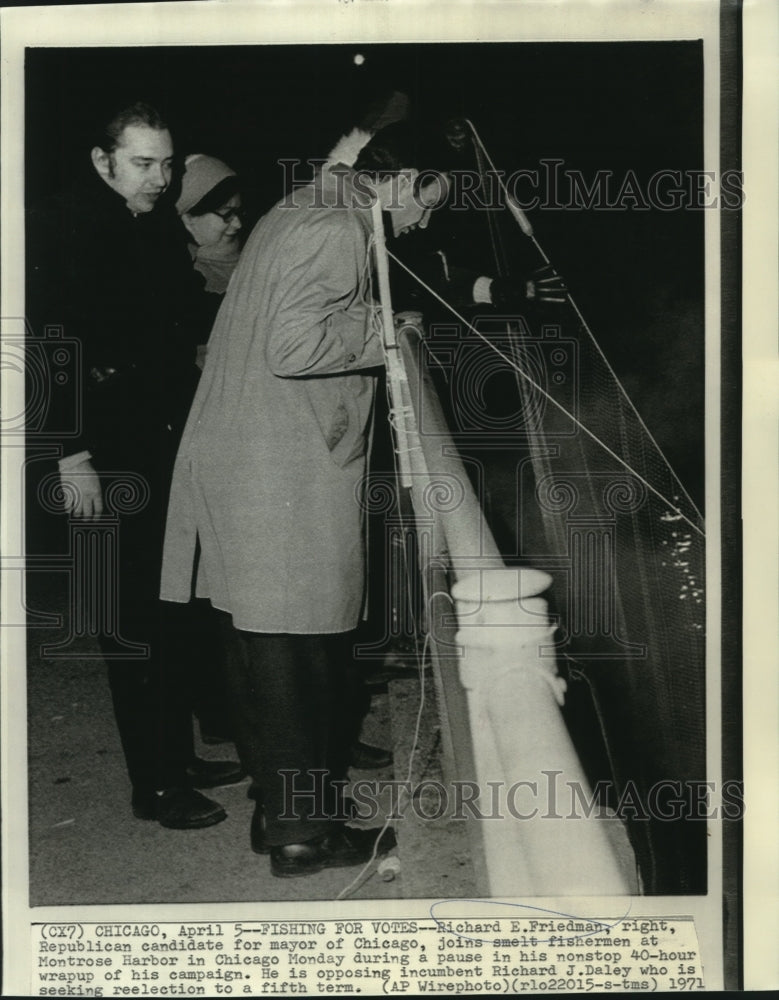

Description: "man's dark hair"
93 101 170 154
354 120 453 189
353 122 426 179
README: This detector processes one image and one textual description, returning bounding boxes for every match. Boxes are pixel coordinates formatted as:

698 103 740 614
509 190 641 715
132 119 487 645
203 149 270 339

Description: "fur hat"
176 154 236 215
325 127 373 168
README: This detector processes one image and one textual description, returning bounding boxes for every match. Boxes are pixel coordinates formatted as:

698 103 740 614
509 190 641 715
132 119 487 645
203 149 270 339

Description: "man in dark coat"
26 101 243 829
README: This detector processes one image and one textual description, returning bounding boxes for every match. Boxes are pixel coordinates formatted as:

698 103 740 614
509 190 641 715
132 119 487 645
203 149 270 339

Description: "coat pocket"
305 378 371 469
324 400 350 451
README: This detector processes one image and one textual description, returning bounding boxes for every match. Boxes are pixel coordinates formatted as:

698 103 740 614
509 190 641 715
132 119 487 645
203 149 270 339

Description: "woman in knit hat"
176 153 244 296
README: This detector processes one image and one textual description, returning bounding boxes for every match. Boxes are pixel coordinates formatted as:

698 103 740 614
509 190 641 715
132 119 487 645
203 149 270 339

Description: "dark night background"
22 39 728 905
26 41 705 506
18 27 747 938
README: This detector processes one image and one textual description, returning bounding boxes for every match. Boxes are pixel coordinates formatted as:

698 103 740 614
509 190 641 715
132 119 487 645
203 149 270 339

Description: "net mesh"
507 311 707 894
392 251 707 894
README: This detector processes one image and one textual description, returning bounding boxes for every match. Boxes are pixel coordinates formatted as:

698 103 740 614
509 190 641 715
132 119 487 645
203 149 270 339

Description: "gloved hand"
394 310 425 334
59 458 103 519
490 264 568 309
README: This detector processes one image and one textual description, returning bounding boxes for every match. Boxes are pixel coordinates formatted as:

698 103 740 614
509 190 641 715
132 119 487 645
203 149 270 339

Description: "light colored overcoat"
160 167 384 633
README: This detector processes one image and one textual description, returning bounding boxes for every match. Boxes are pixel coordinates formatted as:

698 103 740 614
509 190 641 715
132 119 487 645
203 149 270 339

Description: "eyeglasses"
212 207 244 224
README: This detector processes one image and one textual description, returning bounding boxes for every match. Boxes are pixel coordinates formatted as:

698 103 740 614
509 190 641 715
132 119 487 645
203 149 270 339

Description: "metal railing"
396 325 631 897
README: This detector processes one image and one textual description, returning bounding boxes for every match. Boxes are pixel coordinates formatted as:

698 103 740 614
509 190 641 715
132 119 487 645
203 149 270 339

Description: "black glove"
490 264 568 309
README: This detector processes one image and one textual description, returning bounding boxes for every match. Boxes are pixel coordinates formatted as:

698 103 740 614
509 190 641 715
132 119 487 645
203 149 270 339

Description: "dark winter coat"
26 169 208 470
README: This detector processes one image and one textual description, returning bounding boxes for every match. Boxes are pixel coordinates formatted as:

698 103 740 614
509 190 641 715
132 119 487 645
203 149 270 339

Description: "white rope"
386 248 705 540
337 217 434 901
335 631 431 901
464 119 704 525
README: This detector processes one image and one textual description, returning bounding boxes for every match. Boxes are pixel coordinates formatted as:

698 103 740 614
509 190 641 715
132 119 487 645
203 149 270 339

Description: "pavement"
26 573 405 907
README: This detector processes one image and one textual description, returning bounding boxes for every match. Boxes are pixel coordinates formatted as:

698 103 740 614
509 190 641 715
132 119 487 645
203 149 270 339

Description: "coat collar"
77 165 178 228
315 164 375 235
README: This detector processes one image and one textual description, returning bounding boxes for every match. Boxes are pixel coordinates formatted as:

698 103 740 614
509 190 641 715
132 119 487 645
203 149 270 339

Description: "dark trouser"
186 599 233 739
99 478 197 792
104 603 202 792
220 619 368 846
96 427 228 795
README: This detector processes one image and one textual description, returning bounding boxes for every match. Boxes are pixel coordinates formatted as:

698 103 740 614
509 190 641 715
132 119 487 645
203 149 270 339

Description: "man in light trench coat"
160 123 446 877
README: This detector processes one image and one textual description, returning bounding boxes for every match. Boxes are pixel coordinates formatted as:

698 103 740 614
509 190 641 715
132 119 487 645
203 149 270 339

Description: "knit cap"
176 154 236 215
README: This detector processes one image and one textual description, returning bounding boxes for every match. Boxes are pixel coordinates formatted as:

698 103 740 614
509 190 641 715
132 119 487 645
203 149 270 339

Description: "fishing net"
389 209 707 896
